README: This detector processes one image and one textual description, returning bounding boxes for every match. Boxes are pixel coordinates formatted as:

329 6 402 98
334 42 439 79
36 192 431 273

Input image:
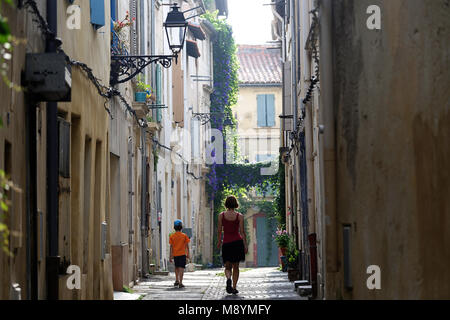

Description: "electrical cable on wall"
21 0 145 128
21 0 202 166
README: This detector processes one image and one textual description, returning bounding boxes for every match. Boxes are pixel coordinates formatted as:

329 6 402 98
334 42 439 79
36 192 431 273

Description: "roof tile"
237 45 282 85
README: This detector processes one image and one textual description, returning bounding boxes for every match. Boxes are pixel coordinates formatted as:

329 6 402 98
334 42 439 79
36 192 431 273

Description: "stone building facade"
275 0 450 299
0 0 220 300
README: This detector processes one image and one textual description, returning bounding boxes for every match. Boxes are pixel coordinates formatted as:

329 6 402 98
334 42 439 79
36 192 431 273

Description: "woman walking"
217 196 248 294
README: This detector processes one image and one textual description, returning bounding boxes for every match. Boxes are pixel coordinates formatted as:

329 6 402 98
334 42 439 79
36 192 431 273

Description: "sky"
226 0 274 45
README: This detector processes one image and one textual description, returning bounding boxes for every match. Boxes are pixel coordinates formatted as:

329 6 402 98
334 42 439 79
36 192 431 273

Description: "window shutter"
90 0 105 29
266 94 276 127
257 95 266 127
110 0 117 32
156 64 162 122
110 0 117 21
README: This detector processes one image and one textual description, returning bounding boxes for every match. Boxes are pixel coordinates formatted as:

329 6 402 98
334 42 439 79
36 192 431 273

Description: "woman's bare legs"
232 263 240 289
225 262 232 279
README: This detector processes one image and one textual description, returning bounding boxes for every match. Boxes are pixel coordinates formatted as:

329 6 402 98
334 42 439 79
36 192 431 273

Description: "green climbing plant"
0 168 21 256
0 0 23 256
0 0 22 92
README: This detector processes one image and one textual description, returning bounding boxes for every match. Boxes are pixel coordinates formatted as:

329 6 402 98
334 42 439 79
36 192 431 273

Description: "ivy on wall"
0 0 21 92
202 11 287 266
207 161 282 265
0 0 15 256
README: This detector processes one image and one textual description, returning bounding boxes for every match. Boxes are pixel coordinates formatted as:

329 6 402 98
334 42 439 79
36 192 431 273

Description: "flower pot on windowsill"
135 92 147 102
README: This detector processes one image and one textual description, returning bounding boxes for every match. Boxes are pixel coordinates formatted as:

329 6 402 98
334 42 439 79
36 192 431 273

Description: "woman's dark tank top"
221 211 243 244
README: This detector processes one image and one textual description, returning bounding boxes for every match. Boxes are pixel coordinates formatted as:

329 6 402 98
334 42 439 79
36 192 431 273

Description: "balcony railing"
111 29 129 57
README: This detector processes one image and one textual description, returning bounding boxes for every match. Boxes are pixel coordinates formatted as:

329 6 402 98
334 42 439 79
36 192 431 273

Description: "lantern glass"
164 5 188 55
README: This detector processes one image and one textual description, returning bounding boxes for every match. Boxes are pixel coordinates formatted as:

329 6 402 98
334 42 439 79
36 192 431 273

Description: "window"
90 0 105 29
58 118 70 178
257 94 276 127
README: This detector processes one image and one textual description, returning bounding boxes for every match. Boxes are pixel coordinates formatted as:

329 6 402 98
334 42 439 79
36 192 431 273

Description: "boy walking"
169 220 190 288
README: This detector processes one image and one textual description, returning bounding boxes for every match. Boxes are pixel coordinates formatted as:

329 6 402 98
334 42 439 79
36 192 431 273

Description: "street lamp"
110 4 188 85
164 4 188 56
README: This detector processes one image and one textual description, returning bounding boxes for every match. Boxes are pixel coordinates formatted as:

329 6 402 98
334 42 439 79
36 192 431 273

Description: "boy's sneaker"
174 281 179 287
226 279 232 294
232 288 239 295
178 283 185 289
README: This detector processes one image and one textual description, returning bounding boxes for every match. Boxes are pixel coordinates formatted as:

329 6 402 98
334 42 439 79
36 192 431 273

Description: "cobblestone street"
127 268 305 300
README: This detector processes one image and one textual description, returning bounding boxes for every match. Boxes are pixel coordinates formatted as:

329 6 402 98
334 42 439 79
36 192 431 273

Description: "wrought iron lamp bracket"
192 112 214 125
110 54 177 86
192 112 233 126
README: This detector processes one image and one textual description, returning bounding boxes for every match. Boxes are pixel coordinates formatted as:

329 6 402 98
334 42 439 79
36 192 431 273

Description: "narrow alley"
114 268 303 301
0 0 449 303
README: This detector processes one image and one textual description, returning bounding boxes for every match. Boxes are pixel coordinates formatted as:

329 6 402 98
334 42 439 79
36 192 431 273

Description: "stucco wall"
235 86 282 163
0 2 47 299
329 0 450 299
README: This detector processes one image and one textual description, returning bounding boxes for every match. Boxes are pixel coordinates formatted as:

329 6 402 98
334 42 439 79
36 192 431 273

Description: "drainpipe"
141 128 149 277
46 0 60 301
25 98 38 300
319 0 337 299
289 0 300 252
151 0 156 121
150 0 161 270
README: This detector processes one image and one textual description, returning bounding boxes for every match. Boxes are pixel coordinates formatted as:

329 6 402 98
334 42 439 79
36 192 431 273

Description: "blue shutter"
110 0 116 21
90 0 105 29
110 0 117 31
156 65 162 122
266 94 276 127
257 95 266 127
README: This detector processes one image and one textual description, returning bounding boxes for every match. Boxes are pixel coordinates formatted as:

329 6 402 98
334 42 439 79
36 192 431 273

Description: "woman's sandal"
226 279 233 294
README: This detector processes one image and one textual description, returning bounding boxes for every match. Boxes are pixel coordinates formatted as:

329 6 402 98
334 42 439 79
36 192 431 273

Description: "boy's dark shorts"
174 255 187 268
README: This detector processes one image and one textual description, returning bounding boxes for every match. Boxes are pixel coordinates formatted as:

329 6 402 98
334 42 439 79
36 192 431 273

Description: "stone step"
297 285 313 297
294 280 310 289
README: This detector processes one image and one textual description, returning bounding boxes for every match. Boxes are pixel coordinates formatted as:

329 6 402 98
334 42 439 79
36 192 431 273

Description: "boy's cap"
174 219 183 227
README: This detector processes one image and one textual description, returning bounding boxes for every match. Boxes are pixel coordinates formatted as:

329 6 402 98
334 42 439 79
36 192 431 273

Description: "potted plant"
273 228 289 255
273 228 289 272
286 236 301 281
112 11 134 53
135 77 155 103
